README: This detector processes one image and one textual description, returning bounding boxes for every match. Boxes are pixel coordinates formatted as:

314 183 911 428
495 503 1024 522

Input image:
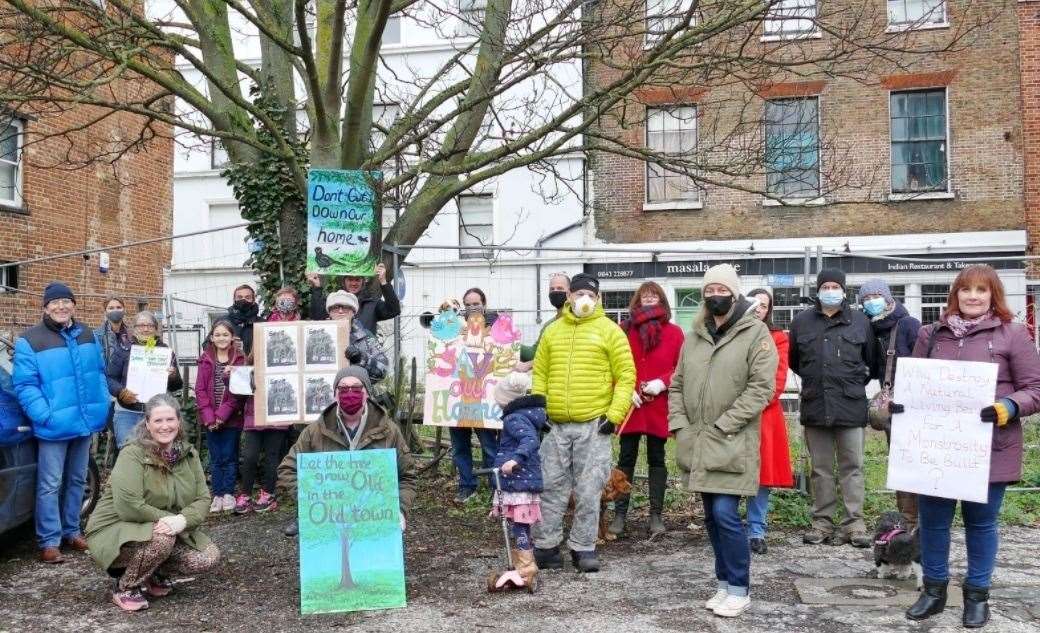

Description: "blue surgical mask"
818 289 845 308
862 297 887 317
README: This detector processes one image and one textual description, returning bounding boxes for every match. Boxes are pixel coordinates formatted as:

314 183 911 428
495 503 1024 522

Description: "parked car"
0 336 100 536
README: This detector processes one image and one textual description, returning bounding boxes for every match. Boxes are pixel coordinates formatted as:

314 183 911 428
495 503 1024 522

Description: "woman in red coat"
745 289 794 554
609 281 685 538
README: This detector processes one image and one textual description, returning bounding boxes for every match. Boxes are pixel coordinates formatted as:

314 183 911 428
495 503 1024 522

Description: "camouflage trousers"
532 420 613 553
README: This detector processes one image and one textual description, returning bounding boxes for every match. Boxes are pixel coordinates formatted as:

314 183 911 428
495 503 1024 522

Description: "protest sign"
297 449 405 615
422 309 521 430
886 357 998 503
306 169 381 276
125 345 173 402
253 320 350 427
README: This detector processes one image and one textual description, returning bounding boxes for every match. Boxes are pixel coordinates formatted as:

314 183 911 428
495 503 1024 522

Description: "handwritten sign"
886 357 997 503
422 310 521 430
306 169 381 276
125 345 173 403
297 450 405 615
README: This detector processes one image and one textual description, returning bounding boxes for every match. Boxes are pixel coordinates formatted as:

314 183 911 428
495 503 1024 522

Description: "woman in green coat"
86 393 219 612
668 264 777 619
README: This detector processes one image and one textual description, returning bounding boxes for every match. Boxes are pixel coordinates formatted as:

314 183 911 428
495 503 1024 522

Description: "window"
0 118 24 206
890 89 947 194
921 284 949 325
888 0 945 28
211 139 229 170
770 287 804 331
646 106 698 204
601 290 633 324
458 195 493 259
0 262 18 292
763 0 817 37
383 14 402 45
645 0 694 48
371 103 400 152
674 288 701 331
382 208 398 241
459 0 486 10
765 98 820 199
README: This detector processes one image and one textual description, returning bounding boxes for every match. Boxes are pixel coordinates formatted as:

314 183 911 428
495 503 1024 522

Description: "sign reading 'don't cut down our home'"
306 169 382 276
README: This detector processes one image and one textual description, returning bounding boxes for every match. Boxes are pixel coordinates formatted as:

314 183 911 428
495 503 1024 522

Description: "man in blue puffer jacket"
13 282 110 563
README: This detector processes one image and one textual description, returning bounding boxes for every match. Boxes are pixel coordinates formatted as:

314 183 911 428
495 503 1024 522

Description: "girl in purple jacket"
904 265 1040 628
196 320 247 513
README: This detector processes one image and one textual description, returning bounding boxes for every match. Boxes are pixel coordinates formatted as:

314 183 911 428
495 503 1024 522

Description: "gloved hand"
888 402 905 415
597 416 615 435
158 514 187 535
631 391 643 408
642 379 666 396
346 347 367 366
981 399 1017 427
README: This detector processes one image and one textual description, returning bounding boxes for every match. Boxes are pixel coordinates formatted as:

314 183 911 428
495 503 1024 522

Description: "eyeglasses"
336 385 365 394
46 299 74 308
133 323 157 330
328 305 352 313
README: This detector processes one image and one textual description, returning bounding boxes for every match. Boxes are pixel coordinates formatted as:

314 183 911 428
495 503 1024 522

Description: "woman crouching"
86 393 219 611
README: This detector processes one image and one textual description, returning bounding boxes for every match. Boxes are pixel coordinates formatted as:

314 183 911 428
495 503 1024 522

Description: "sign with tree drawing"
307 169 381 276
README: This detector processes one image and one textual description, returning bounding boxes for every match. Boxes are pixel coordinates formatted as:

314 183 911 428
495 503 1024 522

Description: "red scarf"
624 304 668 352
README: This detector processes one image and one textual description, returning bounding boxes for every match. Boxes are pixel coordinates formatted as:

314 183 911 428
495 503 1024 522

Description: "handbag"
867 319 903 431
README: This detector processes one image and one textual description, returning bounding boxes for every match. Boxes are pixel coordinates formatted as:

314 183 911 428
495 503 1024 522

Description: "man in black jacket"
225 284 264 356
789 268 878 548
306 263 401 332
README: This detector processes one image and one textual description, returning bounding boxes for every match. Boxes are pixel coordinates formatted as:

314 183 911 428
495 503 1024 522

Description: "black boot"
570 549 600 573
608 466 634 537
906 577 947 621
648 466 668 537
534 546 563 570
962 584 990 628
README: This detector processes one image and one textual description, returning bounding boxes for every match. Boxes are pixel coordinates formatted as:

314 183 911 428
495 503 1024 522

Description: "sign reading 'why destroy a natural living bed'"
297 450 406 615
307 168 381 276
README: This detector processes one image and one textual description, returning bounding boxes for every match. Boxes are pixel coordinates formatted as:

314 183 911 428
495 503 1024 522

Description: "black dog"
872 511 921 588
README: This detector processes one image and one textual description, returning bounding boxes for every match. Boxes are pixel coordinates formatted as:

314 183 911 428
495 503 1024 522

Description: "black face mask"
705 295 734 317
233 299 253 312
548 291 567 310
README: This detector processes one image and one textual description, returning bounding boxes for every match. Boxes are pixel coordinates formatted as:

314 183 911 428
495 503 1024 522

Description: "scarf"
156 444 182 467
624 304 669 352
267 310 299 322
946 311 993 338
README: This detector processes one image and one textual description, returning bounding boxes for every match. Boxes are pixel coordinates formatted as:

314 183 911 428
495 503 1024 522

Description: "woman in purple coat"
904 265 1040 628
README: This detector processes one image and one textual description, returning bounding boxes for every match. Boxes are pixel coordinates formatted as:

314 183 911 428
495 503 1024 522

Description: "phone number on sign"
598 270 635 278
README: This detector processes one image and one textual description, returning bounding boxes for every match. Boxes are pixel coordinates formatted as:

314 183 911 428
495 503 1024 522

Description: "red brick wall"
1021 1 1040 278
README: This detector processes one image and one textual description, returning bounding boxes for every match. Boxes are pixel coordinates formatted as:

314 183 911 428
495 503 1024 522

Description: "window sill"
887 191 955 202
643 200 703 211
761 197 826 207
0 202 27 215
886 21 949 33
760 31 822 43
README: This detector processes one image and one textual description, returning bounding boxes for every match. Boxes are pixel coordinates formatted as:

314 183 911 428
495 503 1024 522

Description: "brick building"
586 0 1030 330
0 105 173 338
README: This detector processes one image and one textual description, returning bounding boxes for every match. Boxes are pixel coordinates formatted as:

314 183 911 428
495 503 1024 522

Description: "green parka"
85 443 212 571
668 305 778 497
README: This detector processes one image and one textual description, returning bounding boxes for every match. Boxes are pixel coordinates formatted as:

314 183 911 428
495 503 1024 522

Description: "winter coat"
492 395 548 493
620 320 685 439
0 360 31 446
195 346 246 430
532 301 637 425
93 321 131 366
668 304 778 497
226 303 264 356
105 340 183 412
13 318 110 441
759 330 794 488
912 316 1040 483
277 401 416 519
85 442 212 571
788 301 878 428
309 283 402 333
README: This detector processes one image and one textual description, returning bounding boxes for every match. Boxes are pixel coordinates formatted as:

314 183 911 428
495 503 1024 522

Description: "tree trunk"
340 528 355 588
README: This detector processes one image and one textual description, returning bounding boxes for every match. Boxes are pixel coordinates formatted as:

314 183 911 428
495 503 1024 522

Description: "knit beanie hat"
42 282 75 307
816 268 847 290
334 365 374 395
494 371 532 408
856 278 893 304
702 264 741 296
326 290 360 314
569 273 600 295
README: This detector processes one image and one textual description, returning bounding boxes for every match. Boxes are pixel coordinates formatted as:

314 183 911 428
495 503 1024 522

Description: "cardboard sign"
297 449 405 615
125 345 173 403
252 320 350 427
422 310 521 430
306 169 381 276
886 357 998 503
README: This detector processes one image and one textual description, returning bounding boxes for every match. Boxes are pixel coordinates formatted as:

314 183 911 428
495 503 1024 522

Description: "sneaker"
221 494 236 512
233 494 253 515
750 537 768 555
713 594 751 618
454 489 477 504
254 490 277 513
141 573 174 598
111 588 149 612
209 497 223 514
705 588 728 610
283 521 299 537
802 528 830 545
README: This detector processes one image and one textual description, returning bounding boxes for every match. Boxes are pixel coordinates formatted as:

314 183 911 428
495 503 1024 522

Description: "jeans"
35 436 92 548
617 433 666 469
449 427 499 493
702 492 750 595
112 408 145 449
918 483 1007 588
241 430 286 495
206 427 241 496
746 486 771 539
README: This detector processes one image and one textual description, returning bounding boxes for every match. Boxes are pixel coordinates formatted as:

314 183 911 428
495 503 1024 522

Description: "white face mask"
572 295 596 318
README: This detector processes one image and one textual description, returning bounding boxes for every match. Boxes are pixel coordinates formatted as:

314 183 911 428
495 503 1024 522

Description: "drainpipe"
535 218 587 324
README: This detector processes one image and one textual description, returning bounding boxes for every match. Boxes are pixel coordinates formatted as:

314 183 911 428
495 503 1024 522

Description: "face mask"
233 299 253 311
818 289 845 307
276 298 296 313
106 310 124 323
548 291 567 310
705 295 733 317
572 295 596 318
338 389 366 415
862 297 887 317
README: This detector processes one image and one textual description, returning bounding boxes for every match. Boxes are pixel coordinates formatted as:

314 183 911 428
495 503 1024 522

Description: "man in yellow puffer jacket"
531 273 636 572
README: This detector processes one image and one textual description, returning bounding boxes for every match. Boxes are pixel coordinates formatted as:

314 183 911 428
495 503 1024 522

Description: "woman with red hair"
905 265 1040 628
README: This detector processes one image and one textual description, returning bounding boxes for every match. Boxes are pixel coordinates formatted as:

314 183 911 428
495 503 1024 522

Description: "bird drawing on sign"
314 247 336 269
357 235 369 244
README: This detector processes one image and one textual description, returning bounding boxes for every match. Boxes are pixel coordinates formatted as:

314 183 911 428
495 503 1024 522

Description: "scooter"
474 467 536 594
